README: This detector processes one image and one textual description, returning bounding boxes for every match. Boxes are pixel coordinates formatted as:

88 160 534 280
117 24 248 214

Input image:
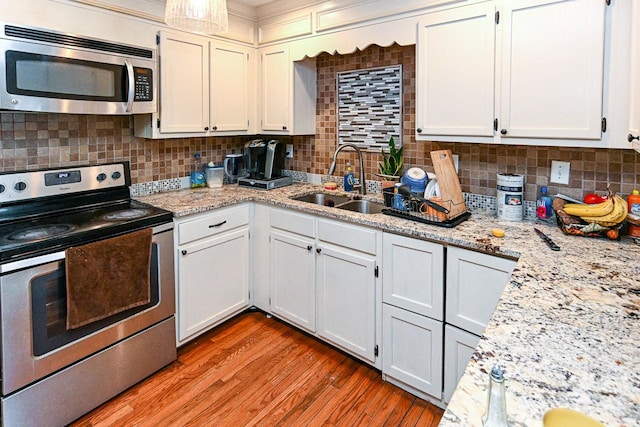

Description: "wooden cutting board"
430 149 467 218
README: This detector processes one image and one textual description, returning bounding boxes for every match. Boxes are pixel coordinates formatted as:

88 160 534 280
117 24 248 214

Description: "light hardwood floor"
71 311 444 426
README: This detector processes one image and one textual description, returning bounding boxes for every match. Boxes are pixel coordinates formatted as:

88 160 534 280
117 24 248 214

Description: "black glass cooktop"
0 199 172 264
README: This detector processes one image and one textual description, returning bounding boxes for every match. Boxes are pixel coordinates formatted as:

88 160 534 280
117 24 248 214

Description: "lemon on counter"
491 228 505 238
543 408 604 427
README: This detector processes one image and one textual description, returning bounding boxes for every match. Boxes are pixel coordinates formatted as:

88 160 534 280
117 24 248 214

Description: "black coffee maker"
243 139 285 180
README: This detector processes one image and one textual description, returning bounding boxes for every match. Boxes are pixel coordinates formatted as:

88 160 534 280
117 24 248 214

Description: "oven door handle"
125 59 135 113
1 251 66 274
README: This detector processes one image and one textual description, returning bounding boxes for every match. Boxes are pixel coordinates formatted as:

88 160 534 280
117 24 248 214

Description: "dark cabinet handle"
416 128 422 133
307 245 313 251
629 133 639 142
500 129 507 135
209 221 227 228
212 126 217 131
316 248 321 254
204 126 209 131
181 250 187 255
282 125 287 130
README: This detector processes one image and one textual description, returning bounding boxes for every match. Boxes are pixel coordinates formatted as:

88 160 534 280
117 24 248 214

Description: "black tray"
382 208 472 228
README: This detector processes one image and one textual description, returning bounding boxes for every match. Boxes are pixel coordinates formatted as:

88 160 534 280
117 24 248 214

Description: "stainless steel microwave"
0 23 156 115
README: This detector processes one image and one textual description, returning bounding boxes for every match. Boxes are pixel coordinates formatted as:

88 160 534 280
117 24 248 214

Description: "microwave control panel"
133 67 153 101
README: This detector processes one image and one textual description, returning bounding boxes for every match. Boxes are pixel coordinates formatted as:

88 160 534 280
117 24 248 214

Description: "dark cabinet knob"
212 126 217 131
316 248 321 254
629 133 640 142
307 245 313 251
500 129 507 135
204 126 209 131
282 125 287 130
416 128 422 133
181 250 187 255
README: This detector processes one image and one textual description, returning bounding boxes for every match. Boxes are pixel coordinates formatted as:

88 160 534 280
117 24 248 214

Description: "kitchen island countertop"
136 183 640 427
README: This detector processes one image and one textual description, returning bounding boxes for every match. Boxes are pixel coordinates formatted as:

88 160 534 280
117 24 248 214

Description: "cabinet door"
382 304 443 399
261 47 289 132
629 0 640 142
177 228 250 342
499 0 606 139
159 32 210 134
210 42 250 132
382 233 444 320
443 324 480 404
416 3 496 137
270 231 316 333
316 245 376 363
446 246 516 336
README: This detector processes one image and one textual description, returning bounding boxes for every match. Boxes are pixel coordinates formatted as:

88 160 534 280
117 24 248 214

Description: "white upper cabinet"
134 32 254 138
416 0 607 144
416 3 496 137
210 42 251 133
158 31 210 134
498 0 605 140
260 44 316 135
628 0 640 146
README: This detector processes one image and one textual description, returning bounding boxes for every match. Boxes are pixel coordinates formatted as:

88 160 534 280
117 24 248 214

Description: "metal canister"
496 173 524 221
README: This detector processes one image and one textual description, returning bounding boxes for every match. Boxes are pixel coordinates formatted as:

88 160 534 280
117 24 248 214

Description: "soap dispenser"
344 162 355 192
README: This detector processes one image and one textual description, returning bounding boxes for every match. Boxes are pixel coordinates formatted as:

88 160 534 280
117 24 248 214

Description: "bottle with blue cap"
190 153 205 188
344 162 355 192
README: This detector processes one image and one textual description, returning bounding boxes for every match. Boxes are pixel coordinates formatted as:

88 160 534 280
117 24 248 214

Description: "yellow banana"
580 195 628 227
563 197 615 217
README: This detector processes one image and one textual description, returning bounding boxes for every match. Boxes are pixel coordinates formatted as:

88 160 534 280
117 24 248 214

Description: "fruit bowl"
554 211 623 240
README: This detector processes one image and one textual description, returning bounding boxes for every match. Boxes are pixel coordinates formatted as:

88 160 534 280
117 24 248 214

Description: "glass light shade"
164 0 229 35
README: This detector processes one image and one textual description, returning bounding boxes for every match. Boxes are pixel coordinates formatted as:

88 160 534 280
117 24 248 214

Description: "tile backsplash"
0 43 637 201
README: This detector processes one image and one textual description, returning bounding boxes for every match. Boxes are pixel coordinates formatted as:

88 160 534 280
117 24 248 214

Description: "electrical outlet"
286 144 293 159
550 160 570 185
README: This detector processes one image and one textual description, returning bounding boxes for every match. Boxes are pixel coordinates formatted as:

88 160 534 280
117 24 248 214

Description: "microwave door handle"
124 59 135 113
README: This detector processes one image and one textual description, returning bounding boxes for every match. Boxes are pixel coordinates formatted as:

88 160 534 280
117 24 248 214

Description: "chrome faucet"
328 143 366 195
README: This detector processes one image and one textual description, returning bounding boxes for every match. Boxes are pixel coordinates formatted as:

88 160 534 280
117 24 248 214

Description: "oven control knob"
0 184 5 193
96 173 107 182
112 171 122 180
14 181 27 192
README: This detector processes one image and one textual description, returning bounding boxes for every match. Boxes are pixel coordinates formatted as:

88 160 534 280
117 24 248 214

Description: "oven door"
0 38 156 115
0 226 174 396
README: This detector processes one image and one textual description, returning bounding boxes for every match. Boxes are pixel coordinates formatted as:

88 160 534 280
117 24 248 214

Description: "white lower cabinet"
270 230 316 333
443 324 480 404
445 246 517 336
175 205 251 345
317 243 377 364
382 304 443 400
268 209 380 366
381 232 444 403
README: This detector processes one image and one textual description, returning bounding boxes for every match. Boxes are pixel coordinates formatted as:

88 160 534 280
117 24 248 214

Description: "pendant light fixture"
164 0 229 35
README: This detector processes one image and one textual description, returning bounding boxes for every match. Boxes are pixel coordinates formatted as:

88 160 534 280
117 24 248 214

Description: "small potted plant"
377 136 403 189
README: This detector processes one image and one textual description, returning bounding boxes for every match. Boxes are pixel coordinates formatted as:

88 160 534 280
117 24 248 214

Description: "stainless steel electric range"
0 162 176 427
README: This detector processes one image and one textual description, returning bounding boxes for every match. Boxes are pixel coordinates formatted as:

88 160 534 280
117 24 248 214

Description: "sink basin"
292 193 351 207
335 200 385 214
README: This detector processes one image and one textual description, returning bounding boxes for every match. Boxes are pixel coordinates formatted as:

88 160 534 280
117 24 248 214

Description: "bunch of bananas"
563 195 628 227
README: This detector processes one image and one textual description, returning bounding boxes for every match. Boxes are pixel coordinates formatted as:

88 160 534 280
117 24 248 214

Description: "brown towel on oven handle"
65 228 153 329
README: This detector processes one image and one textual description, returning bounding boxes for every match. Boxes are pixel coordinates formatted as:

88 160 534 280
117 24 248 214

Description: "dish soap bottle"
536 186 552 220
344 162 355 192
482 365 509 427
190 153 205 188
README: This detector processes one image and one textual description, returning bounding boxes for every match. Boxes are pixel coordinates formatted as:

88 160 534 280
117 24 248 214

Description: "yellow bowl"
543 408 604 427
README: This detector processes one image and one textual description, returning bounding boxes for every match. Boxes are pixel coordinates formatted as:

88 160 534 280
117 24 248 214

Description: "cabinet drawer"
178 204 250 245
317 219 376 255
271 208 315 237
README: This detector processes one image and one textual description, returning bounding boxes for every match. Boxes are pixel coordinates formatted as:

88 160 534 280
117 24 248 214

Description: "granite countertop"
136 183 640 427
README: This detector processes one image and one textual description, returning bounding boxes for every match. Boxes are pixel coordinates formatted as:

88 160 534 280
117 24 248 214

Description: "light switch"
286 144 293 159
550 160 570 185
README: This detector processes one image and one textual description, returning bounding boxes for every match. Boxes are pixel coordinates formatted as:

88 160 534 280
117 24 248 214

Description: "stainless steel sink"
291 192 385 214
335 199 385 214
292 193 351 207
